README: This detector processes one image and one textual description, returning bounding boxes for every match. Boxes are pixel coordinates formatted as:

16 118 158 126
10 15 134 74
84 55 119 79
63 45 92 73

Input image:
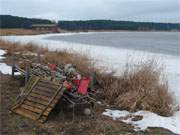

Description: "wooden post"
11 54 15 78
90 72 96 90
37 52 41 63
12 65 15 78
25 61 30 85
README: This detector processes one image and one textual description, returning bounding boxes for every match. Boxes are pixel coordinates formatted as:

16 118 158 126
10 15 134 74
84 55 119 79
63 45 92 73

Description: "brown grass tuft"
0 28 48 36
99 61 173 116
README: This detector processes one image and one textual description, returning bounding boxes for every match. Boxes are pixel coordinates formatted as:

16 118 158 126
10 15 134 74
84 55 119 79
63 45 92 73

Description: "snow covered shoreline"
103 109 180 134
1 33 180 104
1 33 180 134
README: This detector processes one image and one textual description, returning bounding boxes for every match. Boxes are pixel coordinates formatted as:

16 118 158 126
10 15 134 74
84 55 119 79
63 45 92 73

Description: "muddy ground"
0 74 176 135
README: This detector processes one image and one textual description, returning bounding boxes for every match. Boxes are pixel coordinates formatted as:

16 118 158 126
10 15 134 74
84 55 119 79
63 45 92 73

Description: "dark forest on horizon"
1 15 180 31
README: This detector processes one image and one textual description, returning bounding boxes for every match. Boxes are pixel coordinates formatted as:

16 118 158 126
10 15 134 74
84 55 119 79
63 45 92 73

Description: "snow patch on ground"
0 49 12 74
103 109 180 134
0 49 20 75
0 49 6 59
0 63 12 74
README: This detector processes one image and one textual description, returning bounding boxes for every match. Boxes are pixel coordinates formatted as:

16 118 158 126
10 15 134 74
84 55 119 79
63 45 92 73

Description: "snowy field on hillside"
1 32 180 134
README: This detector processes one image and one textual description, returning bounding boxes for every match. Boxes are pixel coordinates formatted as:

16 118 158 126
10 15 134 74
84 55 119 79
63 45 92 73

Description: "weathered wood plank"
27 96 58 106
31 89 54 98
39 79 61 86
36 85 64 120
14 108 39 120
25 99 54 108
35 85 57 93
24 100 47 110
30 93 52 101
37 82 59 90
21 104 51 116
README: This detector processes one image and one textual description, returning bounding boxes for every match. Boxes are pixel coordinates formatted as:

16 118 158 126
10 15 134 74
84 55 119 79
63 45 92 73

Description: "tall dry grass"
0 29 48 36
0 40 48 55
42 51 95 76
99 61 173 116
0 39 173 116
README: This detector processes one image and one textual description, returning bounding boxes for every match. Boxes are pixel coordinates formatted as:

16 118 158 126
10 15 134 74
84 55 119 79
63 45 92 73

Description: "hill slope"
0 15 179 31
0 15 53 28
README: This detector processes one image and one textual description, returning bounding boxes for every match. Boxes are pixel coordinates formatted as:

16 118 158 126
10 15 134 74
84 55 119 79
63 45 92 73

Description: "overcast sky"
0 0 180 23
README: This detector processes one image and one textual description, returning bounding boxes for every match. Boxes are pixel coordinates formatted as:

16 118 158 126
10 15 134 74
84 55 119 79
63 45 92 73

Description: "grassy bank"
0 28 51 36
0 39 173 117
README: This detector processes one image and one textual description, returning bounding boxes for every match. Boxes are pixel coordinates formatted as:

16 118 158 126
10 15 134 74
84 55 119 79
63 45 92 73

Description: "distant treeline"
58 20 180 31
0 15 180 31
0 15 53 28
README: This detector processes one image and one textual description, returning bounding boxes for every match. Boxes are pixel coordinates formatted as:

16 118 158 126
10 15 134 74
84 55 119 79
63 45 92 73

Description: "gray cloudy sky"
0 0 180 22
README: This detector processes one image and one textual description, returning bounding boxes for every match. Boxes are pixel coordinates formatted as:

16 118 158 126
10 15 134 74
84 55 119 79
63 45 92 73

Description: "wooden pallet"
11 76 64 123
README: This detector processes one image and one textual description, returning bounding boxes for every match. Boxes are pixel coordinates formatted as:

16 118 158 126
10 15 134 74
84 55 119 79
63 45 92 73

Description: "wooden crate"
11 76 64 123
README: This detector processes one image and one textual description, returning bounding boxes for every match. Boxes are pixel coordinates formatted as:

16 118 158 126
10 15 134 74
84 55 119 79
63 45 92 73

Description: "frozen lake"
46 32 180 56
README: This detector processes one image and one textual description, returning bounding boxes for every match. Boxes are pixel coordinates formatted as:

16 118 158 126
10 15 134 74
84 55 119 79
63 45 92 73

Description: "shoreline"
0 28 179 36
73 29 180 33
2 34 180 105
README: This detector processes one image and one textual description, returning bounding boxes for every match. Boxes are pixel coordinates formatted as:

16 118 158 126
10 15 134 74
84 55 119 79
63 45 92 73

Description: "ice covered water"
45 32 180 56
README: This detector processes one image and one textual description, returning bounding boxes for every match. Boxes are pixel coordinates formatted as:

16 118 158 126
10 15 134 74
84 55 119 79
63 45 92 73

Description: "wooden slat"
34 87 55 95
11 76 40 111
29 92 62 104
25 99 54 108
14 108 39 120
36 85 63 120
30 93 51 101
38 116 47 123
40 79 60 86
21 104 51 116
37 82 59 90
31 89 54 98
24 100 47 110
35 85 56 93
27 96 58 106
14 107 47 122
21 104 42 113
14 65 26 75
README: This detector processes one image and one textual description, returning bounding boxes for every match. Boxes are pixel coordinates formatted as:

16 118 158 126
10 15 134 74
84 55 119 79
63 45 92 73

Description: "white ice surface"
1 33 180 134
103 109 180 134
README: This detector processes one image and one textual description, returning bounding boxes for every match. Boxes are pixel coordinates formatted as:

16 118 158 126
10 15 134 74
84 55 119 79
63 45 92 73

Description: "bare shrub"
99 60 173 116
